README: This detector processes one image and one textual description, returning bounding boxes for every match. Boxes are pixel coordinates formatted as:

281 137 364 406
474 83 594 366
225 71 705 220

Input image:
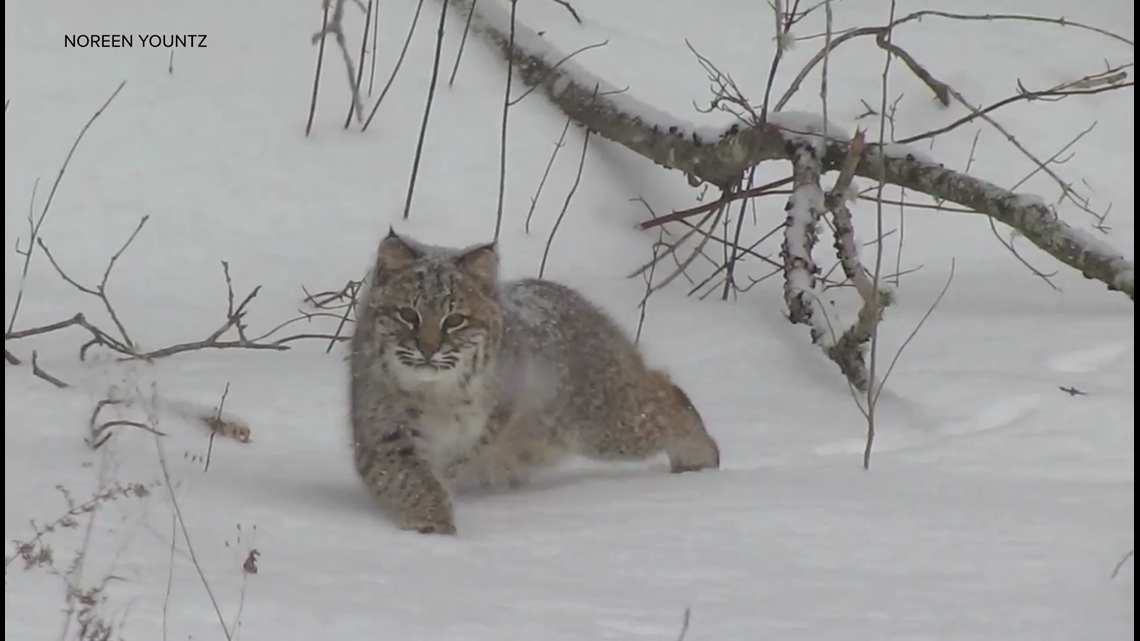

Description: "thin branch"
203 383 231 473
1112 549 1134 579
6 81 127 336
494 0 518 242
539 124 591 278
36 215 149 350
448 0 479 86
525 115 573 233
362 0 428 131
507 41 609 107
639 176 793 230
344 0 375 128
549 0 582 24
863 6 897 469
312 0 368 127
896 69 1133 145
305 0 333 136
367 0 380 94
31 351 69 389
144 399 232 640
401 0 450 220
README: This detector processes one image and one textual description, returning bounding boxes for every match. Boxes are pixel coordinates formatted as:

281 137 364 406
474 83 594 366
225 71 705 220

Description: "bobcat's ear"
457 242 499 287
375 228 421 276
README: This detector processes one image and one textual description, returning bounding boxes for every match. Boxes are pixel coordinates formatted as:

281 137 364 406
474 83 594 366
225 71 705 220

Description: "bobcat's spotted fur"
349 229 720 535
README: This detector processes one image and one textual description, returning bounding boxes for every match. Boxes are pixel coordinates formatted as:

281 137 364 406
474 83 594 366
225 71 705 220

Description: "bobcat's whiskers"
387 345 474 390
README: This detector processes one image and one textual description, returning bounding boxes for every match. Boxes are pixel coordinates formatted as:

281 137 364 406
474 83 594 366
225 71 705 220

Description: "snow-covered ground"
5 0 1134 639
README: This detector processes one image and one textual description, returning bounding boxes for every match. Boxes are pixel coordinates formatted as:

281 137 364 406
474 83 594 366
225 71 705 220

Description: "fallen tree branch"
823 130 891 391
31 351 69 389
445 0 1134 300
781 142 829 343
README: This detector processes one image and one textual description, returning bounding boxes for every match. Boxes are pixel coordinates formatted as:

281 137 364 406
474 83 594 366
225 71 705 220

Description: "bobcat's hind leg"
573 369 720 474
659 376 720 474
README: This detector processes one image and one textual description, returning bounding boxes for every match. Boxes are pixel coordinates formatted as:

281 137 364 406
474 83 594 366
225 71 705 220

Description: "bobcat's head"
362 228 503 390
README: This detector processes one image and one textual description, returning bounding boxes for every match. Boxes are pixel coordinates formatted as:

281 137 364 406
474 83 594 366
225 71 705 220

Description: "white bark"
448 0 1134 302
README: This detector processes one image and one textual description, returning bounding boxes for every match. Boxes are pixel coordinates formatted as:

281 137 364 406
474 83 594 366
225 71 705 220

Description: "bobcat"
349 229 720 535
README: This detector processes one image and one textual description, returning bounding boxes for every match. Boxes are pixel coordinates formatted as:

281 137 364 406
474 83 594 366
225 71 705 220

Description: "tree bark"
449 0 1134 301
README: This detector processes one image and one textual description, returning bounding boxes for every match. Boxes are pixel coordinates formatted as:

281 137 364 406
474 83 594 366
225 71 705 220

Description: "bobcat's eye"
441 313 467 331
395 307 420 326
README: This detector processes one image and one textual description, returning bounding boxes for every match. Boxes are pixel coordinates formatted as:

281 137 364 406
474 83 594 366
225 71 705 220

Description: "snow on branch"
781 131 890 391
447 0 1135 301
781 142 830 344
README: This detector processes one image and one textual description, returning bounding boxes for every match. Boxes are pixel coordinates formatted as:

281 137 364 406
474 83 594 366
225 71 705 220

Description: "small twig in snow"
31 351 69 389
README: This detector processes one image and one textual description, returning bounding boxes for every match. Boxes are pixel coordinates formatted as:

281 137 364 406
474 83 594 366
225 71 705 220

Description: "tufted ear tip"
375 229 421 276
456 241 499 286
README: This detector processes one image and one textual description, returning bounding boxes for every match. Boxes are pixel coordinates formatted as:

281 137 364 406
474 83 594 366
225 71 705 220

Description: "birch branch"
446 0 1134 301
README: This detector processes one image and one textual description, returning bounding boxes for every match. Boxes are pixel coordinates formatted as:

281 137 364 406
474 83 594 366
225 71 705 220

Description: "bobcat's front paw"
398 502 457 535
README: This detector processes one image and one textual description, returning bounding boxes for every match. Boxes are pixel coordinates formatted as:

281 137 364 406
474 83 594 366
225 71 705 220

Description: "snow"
879 141 937 164
467 0 731 145
770 110 853 150
5 0 1134 640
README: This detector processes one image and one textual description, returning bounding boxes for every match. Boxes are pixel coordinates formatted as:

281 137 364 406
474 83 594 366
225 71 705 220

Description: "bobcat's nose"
417 326 442 360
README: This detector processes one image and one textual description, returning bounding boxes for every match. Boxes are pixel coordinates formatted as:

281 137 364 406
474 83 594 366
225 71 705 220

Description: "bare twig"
634 225 665 345
1112 549 1134 579
549 0 582 24
652 204 725 295
203 383 231 473
344 0 375 128
539 124 591 278
494 0 518 242
36 215 149 350
639 176 794 230
86 398 167 449
143 397 233 640
31 351 69 389
873 30 950 105
525 116 573 233
368 0 380 94
305 0 333 135
629 209 718 280
508 42 610 107
362 0 428 131
449 0 479 86
863 2 897 469
675 607 692 640
896 68 1133 145
401 0 450 220
7 81 126 336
